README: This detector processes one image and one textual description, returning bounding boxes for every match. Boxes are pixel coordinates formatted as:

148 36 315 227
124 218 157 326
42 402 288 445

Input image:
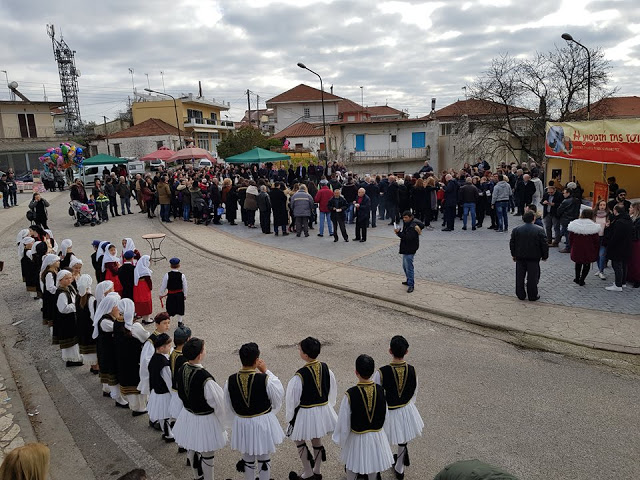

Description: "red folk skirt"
133 277 153 316
104 264 122 294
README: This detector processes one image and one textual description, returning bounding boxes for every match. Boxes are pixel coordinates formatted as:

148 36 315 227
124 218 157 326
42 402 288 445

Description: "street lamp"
562 33 591 120
144 88 182 149
297 62 328 169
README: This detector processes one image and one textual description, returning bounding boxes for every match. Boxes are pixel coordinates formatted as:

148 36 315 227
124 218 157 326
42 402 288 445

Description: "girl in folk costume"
76 274 99 375
20 236 36 291
114 298 150 416
28 224 45 244
44 229 58 255
169 325 192 424
102 244 123 294
58 239 74 270
68 256 83 291
159 258 187 328
137 312 171 417
173 338 228 480
54 270 83 367
286 337 338 480
16 228 29 255
133 255 153 325
147 333 175 442
31 241 48 300
332 354 394 480
95 241 110 283
90 240 103 283
40 254 60 331
121 237 141 263
373 336 424 480
94 281 115 396
118 251 136 301
93 291 129 408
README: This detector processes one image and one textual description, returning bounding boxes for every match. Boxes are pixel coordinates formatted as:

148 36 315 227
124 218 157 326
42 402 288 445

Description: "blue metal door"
355 134 365 152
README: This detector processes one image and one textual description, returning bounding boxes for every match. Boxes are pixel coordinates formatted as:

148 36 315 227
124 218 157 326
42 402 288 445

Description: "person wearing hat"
607 188 631 213
92 241 107 283
160 258 187 328
40 254 60 331
55 269 83 367
118 251 136 301
169 325 192 427
147 333 175 442
58 239 74 270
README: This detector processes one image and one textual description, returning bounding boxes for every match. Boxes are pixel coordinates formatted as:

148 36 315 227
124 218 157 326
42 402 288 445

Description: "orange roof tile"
266 84 343 104
367 105 406 117
434 99 533 119
574 96 640 119
108 118 182 139
274 122 323 138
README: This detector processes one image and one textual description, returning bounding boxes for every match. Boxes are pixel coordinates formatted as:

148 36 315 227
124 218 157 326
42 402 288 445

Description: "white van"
127 161 146 176
195 159 213 169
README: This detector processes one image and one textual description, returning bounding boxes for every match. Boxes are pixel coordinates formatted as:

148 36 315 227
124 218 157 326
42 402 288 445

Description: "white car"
149 159 166 171
195 159 213 169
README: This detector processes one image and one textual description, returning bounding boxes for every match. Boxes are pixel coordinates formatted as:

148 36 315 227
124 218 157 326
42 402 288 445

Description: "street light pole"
144 88 182 149
562 33 591 120
297 62 328 170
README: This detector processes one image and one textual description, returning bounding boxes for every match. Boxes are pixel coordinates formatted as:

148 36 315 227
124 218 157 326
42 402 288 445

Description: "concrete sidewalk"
160 219 640 356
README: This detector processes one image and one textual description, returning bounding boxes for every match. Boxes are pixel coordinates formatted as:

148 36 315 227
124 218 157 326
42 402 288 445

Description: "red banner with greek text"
545 119 640 167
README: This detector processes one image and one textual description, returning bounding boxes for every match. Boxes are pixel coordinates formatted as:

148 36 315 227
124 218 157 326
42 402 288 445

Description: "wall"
286 135 324 154
272 102 339 133
546 157 640 200
90 135 180 158
0 104 56 139
133 99 227 130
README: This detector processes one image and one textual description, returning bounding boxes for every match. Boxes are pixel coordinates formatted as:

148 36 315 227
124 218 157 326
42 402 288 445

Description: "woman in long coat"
269 182 289 235
222 178 238 225
627 202 640 288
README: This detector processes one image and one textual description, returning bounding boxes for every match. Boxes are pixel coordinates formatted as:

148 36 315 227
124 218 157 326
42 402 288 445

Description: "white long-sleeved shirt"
56 289 76 314
138 336 156 395
188 363 226 416
160 272 188 297
42 271 57 295
130 323 150 343
372 369 419 405
223 369 284 428
285 367 337 423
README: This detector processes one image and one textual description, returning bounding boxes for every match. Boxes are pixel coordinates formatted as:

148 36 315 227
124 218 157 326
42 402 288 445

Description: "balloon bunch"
39 143 84 171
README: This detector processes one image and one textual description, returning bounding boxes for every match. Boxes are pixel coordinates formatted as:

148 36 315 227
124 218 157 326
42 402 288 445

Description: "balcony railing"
1 126 57 139
184 118 235 129
348 147 430 164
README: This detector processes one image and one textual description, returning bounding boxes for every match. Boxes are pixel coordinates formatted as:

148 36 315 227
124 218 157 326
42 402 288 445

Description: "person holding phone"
395 211 424 293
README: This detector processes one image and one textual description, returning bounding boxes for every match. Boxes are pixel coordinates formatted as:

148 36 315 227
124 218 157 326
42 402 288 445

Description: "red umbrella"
140 146 176 162
167 147 215 162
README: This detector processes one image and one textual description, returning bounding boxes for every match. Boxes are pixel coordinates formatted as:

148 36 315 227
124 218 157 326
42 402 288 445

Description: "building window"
18 114 37 138
440 123 452 136
412 132 426 148
347 115 355 122
210 112 217 122
303 107 310 118
197 133 210 151
113 144 122 157
295 143 303 149
212 132 220 140
468 122 476 133
156 141 164 149
355 134 365 152
391 135 397 143
187 109 203 122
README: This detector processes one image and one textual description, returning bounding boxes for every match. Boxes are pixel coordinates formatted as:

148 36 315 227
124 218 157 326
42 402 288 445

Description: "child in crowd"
333 354 393 480
87 194 96 214
90 240 103 283
373 336 424 480
286 337 337 480
147 333 175 442
169 325 191 424
159 258 187 328
525 204 544 227
96 192 110 222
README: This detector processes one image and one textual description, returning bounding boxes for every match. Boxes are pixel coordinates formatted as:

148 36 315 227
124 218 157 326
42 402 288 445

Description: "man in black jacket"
395 211 425 293
542 182 563 246
328 189 349 242
604 205 634 291
557 188 581 252
509 211 549 301
365 177 380 228
385 175 400 225
354 188 371 242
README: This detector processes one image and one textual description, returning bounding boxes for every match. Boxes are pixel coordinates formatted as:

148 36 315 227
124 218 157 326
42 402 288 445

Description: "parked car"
195 159 213 170
127 161 146 176
149 159 166 171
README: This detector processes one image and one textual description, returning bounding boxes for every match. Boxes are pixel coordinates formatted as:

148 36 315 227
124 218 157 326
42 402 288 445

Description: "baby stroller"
69 200 99 227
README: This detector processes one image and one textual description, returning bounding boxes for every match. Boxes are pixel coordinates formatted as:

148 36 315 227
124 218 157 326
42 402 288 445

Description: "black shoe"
103 391 111 397
355 237 360 241
163 435 176 443
402 281 409 285
441 228 453 231
296 234 301 237
132 410 147 417
282 232 289 236
115 401 129 409
472 227 476 231
573 278 580 284
149 420 162 431
275 231 279 236
529 296 540 301
359 239 366 242
344 238 349 242
317 234 323 237
334 238 338 242
115 213 121 216
462 227 467 230
178 322 184 328
407 286 414 293
66 360 84 367
388 222 395 225
178 447 187 453
90 367 100 375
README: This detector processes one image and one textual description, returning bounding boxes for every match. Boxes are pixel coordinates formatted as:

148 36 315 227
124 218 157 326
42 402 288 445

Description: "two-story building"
0 99 67 174
89 118 182 158
132 92 233 155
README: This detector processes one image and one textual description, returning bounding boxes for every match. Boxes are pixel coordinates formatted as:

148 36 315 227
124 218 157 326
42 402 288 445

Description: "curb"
159 221 639 357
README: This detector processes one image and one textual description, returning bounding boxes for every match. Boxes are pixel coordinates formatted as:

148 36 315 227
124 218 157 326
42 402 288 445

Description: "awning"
225 147 291 164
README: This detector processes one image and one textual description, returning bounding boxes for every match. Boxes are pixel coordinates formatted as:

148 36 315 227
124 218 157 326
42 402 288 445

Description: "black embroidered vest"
176 363 215 415
227 370 272 418
149 353 170 395
379 362 417 409
346 382 386 433
296 361 330 408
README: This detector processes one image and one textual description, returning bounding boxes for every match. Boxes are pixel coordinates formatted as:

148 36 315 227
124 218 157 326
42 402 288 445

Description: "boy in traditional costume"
159 258 187 327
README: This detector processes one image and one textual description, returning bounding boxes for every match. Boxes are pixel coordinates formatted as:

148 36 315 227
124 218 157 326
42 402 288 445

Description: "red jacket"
568 219 601 263
314 186 333 213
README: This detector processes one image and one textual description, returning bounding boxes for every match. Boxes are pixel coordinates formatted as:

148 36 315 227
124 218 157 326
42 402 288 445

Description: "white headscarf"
20 237 34 259
77 274 93 297
94 280 114 308
97 241 110 261
101 245 119 273
59 239 72 256
92 292 121 339
123 238 136 253
44 229 54 238
56 269 73 287
134 255 152 286
68 255 83 269
118 298 135 331
16 228 29 245
40 254 59 276
28 241 41 260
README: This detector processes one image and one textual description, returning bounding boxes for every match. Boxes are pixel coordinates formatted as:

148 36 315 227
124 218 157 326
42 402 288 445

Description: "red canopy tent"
167 147 215 162
139 146 176 162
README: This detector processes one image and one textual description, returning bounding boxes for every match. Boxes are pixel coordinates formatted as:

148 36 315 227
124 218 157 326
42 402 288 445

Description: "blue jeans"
160 204 170 221
463 203 476 228
120 196 131 214
495 201 509 230
347 204 355 223
319 212 333 235
597 238 606 272
183 204 191 221
560 222 570 249
402 254 415 287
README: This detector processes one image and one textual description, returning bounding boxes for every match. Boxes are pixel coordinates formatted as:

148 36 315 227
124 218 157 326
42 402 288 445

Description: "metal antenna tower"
46 24 82 134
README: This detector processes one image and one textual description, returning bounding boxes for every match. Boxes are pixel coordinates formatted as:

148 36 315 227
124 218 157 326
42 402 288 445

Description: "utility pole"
246 89 251 127
160 71 165 93
103 116 111 155
257 94 260 128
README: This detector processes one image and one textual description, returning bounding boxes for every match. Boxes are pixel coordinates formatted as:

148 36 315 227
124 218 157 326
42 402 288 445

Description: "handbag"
68 206 75 216
26 210 35 221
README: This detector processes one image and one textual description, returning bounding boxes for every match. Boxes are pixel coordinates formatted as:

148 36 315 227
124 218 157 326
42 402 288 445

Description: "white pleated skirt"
384 403 424 445
169 390 183 420
341 430 394 475
230 413 285 456
173 408 228 452
148 392 172 422
290 404 338 441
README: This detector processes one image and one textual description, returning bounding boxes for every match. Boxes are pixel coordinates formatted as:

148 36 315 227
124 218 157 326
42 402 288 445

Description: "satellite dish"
8 81 18 89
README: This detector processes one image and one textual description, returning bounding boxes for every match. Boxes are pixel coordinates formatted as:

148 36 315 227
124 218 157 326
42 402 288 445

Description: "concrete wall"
0 104 56 139
272 102 339 133
91 134 181 158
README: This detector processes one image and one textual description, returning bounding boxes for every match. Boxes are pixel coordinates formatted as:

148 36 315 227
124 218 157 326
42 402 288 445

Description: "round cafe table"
141 233 167 263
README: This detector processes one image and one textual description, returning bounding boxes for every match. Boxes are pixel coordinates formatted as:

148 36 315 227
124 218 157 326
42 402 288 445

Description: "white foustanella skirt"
173 408 228 453
147 391 172 422
289 404 338 441
230 412 285 455
384 403 424 445
341 430 394 475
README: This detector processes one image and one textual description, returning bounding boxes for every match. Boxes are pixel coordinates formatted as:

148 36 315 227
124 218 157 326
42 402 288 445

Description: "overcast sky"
1 0 639 123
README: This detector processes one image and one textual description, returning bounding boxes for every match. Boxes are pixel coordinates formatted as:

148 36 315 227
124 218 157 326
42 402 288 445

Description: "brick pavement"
160 215 640 355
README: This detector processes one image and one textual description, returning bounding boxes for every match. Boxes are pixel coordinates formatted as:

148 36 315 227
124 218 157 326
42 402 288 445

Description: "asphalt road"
1 193 639 480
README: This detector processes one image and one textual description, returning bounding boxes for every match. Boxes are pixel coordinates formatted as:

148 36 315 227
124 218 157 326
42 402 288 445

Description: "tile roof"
266 84 343 104
433 99 533 119
367 105 406 117
108 118 182 139
274 122 324 138
337 98 365 114
574 96 640 119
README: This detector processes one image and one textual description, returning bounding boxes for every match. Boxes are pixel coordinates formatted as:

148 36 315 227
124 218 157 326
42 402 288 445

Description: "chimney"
330 85 333 95
198 81 203 98
431 97 436 114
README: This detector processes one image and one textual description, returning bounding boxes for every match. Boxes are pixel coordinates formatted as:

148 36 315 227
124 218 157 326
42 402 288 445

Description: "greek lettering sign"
545 119 640 167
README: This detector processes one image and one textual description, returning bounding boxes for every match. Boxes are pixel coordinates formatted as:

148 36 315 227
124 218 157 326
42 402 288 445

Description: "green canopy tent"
224 147 291 164
82 154 128 166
